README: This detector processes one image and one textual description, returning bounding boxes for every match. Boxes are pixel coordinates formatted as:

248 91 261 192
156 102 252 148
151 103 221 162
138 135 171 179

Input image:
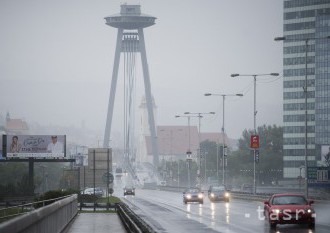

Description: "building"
4 112 29 135
137 95 237 164
144 125 235 163
282 0 330 178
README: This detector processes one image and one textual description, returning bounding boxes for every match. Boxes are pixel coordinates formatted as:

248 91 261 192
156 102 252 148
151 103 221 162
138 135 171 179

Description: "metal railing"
0 194 78 233
0 195 73 220
117 202 156 233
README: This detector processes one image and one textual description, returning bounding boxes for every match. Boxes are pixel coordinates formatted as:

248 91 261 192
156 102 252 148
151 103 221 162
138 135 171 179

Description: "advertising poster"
320 145 330 167
3 135 66 158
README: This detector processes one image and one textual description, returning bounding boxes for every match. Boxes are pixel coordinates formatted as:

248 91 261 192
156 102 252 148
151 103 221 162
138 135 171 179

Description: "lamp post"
274 35 330 198
231 73 279 194
204 93 243 186
184 112 215 188
175 115 193 187
160 128 183 185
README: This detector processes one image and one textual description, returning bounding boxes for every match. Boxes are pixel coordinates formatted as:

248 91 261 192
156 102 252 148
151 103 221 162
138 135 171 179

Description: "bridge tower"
103 5 159 167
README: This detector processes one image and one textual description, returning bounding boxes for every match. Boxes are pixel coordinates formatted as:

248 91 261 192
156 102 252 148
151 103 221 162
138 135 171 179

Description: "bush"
78 194 98 203
34 189 78 208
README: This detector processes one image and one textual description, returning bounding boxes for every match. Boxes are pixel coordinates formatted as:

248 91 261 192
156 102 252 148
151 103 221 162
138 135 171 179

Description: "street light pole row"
204 93 243 186
175 112 214 188
184 112 215 188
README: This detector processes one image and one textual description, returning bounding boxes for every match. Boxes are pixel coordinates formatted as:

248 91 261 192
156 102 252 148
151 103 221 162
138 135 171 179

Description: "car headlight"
272 209 281 214
186 194 192 199
210 193 215 198
305 208 314 213
225 192 230 197
198 193 203 199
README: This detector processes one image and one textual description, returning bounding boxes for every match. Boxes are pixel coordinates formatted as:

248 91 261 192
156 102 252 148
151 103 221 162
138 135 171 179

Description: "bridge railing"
0 194 78 233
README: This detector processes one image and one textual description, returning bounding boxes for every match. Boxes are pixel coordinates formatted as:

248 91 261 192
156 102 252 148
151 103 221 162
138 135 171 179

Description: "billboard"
69 146 88 166
319 145 330 167
2 135 66 158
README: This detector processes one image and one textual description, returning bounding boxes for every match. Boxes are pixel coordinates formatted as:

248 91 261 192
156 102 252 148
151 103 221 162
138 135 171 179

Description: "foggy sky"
0 0 283 140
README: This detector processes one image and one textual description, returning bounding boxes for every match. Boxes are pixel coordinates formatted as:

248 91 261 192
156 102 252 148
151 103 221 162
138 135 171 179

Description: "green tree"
228 124 283 186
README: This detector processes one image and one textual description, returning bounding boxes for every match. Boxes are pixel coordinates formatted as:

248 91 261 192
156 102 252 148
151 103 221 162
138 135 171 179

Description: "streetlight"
204 93 243 186
160 128 183 186
231 73 279 194
175 115 193 187
274 35 330 198
184 112 215 188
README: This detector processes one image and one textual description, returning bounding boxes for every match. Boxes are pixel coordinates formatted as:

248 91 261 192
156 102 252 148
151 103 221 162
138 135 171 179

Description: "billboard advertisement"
319 145 330 167
69 146 88 166
2 135 66 158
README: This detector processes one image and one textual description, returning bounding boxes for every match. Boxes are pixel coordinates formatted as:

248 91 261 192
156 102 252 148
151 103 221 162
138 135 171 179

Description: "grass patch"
0 207 30 223
97 196 121 204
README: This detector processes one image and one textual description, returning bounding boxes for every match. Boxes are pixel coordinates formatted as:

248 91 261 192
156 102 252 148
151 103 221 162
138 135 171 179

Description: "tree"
228 124 283 186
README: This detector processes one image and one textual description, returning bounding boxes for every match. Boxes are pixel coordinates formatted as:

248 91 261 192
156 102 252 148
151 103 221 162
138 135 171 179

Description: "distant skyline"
0 0 283 140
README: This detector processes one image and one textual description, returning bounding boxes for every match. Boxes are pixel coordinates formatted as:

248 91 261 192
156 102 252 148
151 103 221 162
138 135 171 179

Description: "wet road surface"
121 189 330 233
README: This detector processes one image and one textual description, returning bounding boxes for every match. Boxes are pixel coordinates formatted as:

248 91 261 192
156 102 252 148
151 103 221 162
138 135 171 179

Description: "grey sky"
0 0 283 139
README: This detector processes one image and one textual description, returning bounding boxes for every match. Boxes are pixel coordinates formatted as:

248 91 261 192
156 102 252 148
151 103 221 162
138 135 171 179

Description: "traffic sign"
186 151 192 160
102 172 114 184
250 135 260 149
255 150 259 163
307 167 330 188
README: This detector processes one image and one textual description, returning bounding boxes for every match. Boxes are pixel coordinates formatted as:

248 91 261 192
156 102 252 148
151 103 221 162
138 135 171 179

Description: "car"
208 185 230 202
81 187 104 197
183 188 204 204
124 186 135 196
263 193 315 229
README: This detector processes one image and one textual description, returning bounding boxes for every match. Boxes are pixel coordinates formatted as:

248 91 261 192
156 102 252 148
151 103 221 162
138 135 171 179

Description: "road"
117 189 330 233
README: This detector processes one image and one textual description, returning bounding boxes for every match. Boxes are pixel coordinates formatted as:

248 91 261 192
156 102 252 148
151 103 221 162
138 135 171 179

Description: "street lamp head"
231 74 239 77
184 112 190 114
236 94 244 97
270 73 279 76
204 93 212 96
209 112 216 114
175 115 180 118
274 36 286 41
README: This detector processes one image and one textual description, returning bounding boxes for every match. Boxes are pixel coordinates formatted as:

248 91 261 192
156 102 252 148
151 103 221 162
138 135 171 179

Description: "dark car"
264 193 315 229
124 186 135 196
183 188 204 204
208 185 230 202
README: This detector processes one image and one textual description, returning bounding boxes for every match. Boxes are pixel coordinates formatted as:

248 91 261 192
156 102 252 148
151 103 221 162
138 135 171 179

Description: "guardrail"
155 185 330 201
117 202 156 233
78 202 117 211
0 194 78 233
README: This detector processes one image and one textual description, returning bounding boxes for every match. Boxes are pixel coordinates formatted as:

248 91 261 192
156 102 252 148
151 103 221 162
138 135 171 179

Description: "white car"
81 187 104 197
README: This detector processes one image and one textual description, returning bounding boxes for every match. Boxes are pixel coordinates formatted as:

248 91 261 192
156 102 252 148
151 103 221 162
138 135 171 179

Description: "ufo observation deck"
105 5 156 29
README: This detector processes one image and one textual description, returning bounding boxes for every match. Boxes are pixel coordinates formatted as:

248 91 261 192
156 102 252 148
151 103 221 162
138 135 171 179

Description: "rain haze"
0 0 283 142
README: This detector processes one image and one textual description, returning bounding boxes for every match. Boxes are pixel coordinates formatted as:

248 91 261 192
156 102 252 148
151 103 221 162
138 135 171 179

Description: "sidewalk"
62 212 126 233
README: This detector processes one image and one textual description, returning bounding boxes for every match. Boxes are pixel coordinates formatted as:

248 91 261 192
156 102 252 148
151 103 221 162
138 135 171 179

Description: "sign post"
307 167 330 188
250 135 260 149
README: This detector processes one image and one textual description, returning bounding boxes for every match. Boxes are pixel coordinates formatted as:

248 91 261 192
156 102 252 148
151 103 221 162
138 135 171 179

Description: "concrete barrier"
0 194 78 233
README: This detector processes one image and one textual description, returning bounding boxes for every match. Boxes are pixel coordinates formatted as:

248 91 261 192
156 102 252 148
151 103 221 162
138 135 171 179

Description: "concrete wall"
0 194 78 233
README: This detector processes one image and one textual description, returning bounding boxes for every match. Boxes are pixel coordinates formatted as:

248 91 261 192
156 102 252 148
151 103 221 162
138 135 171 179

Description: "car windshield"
187 188 200 193
212 186 225 191
272 195 307 205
